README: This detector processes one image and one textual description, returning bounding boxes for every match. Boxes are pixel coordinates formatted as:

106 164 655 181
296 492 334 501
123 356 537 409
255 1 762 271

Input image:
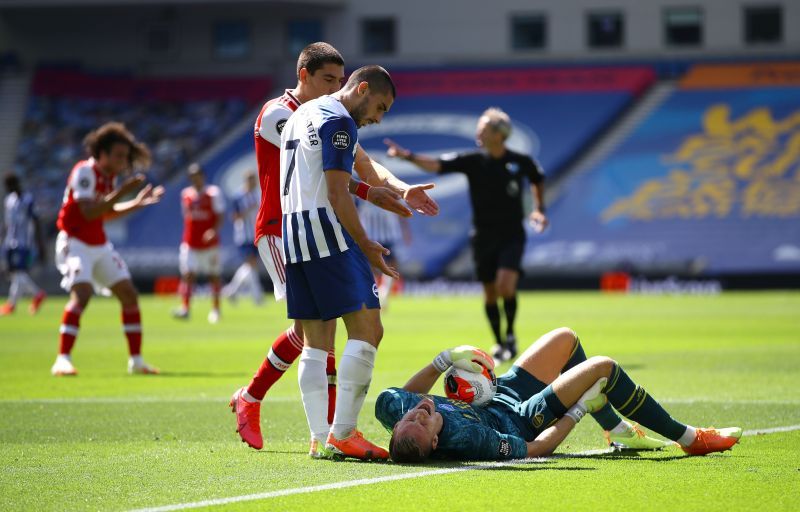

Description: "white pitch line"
127 425 800 512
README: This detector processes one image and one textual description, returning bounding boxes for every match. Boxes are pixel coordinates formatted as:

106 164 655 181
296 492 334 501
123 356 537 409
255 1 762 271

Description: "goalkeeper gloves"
565 377 608 423
432 345 495 373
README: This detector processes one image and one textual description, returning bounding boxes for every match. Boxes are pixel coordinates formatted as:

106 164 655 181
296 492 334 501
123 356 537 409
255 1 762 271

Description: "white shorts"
179 243 221 276
256 235 287 301
55 231 131 292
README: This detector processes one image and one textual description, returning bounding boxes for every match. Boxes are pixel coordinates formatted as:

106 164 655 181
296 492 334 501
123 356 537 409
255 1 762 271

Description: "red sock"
179 281 192 310
122 305 142 356
326 348 337 425
212 281 221 310
58 303 82 355
246 326 304 400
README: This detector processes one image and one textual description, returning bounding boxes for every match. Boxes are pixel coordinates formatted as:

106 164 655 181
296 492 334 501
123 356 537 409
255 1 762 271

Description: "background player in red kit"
173 163 226 324
52 122 163 376
230 42 438 453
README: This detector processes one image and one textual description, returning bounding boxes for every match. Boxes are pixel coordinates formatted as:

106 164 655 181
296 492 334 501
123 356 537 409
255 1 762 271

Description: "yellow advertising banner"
680 62 800 89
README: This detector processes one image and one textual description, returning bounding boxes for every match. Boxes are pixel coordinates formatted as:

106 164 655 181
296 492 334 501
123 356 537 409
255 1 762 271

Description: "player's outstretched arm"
78 174 147 220
348 179 412 217
355 145 439 216
402 346 495 394
384 138 443 174
108 183 166 220
401 364 441 394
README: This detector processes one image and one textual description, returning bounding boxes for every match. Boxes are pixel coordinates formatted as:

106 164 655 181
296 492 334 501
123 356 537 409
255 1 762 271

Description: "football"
443 365 497 406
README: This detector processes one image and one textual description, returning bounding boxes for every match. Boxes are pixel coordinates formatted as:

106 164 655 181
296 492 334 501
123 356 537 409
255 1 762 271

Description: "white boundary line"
128 426 800 512
5 397 800 405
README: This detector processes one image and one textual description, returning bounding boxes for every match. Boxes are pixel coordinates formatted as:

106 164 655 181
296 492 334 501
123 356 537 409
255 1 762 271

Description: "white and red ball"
443 365 497 406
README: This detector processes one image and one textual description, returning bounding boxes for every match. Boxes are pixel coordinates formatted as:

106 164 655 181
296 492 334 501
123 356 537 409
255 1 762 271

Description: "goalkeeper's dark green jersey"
375 387 528 460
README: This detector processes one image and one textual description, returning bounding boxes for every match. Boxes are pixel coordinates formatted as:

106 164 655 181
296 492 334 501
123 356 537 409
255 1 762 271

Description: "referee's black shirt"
439 149 544 237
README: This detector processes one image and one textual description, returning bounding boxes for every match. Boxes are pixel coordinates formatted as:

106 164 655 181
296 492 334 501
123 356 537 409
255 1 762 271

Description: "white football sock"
247 265 264 303
298 347 330 442
8 272 21 306
610 420 632 434
242 390 259 403
17 271 40 295
677 426 697 447
331 339 376 439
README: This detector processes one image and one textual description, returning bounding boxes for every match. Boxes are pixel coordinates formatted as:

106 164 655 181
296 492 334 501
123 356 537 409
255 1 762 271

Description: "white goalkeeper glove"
432 345 495 373
565 377 608 423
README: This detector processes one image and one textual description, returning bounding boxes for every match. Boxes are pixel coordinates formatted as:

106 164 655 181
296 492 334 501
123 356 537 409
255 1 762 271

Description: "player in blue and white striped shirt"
223 171 264 304
279 65 398 460
1 173 46 315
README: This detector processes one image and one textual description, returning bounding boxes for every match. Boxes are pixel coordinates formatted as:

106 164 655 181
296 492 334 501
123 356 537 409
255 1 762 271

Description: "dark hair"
83 122 151 168
297 42 344 78
343 65 396 98
388 431 430 463
4 172 20 193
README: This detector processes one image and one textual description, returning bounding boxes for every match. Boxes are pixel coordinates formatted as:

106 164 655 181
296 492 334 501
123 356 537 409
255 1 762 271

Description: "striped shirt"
279 95 358 264
3 191 37 250
232 188 260 246
358 200 404 245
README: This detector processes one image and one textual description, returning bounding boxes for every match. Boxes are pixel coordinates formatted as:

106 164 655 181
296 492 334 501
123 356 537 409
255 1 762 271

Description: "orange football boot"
230 387 263 450
681 427 742 456
0 302 15 316
325 429 389 461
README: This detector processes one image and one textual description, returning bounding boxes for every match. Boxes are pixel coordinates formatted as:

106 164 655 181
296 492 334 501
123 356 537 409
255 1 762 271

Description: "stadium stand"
12 67 271 232
531 62 800 276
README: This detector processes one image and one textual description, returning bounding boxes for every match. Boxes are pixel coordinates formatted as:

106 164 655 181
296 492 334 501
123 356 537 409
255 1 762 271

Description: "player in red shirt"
52 122 163 376
173 163 226 324
230 42 439 455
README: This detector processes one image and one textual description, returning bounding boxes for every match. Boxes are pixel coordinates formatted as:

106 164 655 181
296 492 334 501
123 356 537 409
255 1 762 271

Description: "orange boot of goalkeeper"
230 387 263 450
0 302 15 316
326 429 389 461
681 427 742 456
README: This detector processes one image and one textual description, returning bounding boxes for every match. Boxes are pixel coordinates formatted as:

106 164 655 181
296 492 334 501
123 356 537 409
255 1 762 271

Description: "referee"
385 107 547 362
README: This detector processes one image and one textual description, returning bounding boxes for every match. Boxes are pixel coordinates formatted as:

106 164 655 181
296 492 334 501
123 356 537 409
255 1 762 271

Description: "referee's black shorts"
470 230 526 283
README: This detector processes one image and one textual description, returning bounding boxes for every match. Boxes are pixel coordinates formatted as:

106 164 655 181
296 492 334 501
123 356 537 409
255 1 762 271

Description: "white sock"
610 420 632 434
8 272 21 305
17 272 40 295
247 265 264 303
228 264 251 295
378 276 394 305
129 355 144 366
331 339 376 439
56 354 72 362
677 426 697 447
298 347 330 442
242 390 259 403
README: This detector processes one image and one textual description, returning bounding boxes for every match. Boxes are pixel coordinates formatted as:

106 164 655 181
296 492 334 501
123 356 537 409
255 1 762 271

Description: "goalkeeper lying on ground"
375 327 742 462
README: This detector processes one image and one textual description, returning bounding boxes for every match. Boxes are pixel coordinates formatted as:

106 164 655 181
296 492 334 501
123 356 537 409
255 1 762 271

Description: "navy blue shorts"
285 245 379 321
237 243 259 261
494 365 561 439
5 248 31 271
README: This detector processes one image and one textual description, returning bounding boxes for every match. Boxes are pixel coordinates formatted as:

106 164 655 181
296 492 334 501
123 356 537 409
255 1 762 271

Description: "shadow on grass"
557 450 688 462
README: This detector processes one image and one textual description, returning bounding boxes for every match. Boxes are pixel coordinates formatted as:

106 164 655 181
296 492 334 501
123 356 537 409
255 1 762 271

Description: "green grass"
1 291 799 511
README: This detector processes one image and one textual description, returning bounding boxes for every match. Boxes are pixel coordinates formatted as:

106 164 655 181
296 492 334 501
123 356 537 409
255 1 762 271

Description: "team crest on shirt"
79 177 91 188
276 119 287 135
332 131 351 149
506 162 520 174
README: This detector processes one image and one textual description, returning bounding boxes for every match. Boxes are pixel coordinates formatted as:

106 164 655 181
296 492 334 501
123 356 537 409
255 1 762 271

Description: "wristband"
355 182 371 201
432 352 450 373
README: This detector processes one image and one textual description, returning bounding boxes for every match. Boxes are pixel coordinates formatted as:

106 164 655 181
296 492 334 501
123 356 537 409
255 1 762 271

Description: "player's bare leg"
325 307 388 461
496 267 519 359
173 273 194 319
208 275 221 324
110 279 158 375
513 327 576 383
52 283 92 376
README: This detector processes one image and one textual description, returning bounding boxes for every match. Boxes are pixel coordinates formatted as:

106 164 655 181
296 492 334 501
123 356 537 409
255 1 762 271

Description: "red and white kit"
253 90 300 300
179 184 225 276
55 158 131 291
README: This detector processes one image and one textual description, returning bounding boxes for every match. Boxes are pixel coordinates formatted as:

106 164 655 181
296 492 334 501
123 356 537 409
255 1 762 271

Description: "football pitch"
1 291 798 511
